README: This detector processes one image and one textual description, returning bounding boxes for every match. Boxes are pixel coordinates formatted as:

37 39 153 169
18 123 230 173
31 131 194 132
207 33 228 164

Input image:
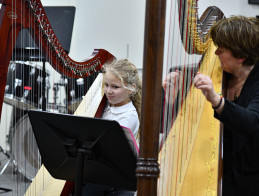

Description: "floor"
0 148 30 196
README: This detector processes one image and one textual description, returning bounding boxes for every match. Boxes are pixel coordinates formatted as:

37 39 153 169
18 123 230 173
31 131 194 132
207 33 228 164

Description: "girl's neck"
109 100 131 107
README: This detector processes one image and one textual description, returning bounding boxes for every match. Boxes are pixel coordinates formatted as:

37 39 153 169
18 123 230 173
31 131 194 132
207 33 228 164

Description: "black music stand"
27 110 137 196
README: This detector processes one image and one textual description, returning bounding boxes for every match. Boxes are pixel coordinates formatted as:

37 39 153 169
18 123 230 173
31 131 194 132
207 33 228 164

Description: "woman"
194 16 259 196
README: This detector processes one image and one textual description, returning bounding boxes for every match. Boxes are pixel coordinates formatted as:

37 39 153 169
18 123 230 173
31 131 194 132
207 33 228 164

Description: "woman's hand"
162 71 181 106
162 71 180 91
193 73 220 106
194 72 224 113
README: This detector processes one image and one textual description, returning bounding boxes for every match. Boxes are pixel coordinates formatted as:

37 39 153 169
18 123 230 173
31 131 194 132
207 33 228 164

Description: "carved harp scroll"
0 0 115 119
136 0 224 195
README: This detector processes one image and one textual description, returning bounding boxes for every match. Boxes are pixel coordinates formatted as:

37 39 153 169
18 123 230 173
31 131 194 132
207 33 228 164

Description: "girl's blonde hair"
102 59 142 119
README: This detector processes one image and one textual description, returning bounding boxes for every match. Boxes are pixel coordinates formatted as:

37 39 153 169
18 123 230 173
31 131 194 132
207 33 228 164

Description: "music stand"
27 110 137 196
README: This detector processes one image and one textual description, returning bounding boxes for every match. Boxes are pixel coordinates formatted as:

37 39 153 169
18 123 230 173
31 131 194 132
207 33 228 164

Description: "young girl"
83 58 142 196
102 58 142 141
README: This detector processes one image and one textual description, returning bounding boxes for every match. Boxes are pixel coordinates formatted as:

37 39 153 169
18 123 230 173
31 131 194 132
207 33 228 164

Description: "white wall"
199 0 259 18
40 0 259 69
42 0 146 68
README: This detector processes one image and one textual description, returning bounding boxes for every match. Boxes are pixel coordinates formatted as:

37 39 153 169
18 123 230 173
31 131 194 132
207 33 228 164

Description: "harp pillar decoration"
136 0 166 195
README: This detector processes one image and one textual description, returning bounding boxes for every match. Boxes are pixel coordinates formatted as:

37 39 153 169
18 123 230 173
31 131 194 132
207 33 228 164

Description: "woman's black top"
215 62 259 195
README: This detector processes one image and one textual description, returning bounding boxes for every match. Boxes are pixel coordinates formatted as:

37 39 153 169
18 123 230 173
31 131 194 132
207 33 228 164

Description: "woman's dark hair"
210 15 259 66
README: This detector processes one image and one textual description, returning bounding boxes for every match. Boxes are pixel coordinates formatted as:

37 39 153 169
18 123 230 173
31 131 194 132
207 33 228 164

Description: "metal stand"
28 110 138 195
0 146 12 193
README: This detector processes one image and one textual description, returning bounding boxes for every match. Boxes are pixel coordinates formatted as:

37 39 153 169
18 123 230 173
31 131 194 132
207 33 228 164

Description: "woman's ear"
238 57 246 64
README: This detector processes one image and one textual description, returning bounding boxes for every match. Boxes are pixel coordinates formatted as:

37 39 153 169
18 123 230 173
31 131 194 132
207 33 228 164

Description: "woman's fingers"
163 71 181 88
194 74 211 89
194 73 219 103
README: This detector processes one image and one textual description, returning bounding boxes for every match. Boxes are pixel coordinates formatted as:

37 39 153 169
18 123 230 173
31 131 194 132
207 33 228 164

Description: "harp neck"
0 0 115 78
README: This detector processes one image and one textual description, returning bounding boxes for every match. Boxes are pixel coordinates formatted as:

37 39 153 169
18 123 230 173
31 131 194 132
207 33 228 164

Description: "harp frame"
136 0 225 195
0 0 115 120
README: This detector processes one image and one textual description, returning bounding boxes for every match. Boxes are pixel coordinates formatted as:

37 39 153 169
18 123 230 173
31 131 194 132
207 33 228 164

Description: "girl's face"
215 47 244 74
103 71 132 107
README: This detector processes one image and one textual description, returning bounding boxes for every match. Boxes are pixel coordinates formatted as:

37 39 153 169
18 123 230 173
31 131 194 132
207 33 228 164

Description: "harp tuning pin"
35 4 39 10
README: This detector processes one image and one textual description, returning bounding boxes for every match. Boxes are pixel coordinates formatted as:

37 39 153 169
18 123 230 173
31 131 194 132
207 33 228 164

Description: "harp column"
136 0 166 195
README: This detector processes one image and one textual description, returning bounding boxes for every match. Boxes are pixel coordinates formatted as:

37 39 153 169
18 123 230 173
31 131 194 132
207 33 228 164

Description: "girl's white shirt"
102 101 139 139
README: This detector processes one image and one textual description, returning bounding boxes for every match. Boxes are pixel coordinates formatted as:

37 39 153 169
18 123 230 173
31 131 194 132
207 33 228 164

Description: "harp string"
159 0 189 193
157 0 224 195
